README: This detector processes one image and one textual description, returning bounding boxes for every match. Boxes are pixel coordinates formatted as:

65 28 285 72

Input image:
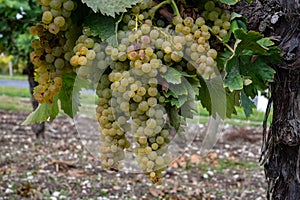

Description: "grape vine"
24 0 280 184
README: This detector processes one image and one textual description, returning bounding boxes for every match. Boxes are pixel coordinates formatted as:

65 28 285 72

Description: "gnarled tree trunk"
235 0 300 199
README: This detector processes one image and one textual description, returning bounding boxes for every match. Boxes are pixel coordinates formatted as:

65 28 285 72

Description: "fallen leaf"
113 185 121 190
190 154 201 164
149 188 164 197
67 169 86 177
207 152 218 160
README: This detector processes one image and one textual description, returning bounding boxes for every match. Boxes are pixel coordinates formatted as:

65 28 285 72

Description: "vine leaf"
240 56 276 91
22 96 59 125
161 67 184 84
58 72 86 118
226 90 240 118
240 90 256 117
168 106 181 131
198 77 226 119
224 66 243 92
83 14 116 39
218 0 240 5
81 0 143 17
233 29 266 55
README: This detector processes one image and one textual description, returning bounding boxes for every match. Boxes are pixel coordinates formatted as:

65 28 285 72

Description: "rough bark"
235 0 300 199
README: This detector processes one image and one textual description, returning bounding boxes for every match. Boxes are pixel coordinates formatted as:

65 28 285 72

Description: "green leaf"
22 96 59 125
226 90 240 118
168 106 181 131
58 72 82 118
198 76 226 119
186 77 201 96
240 56 276 91
216 49 232 71
168 83 188 97
168 95 188 108
218 0 239 5
160 67 183 84
81 0 143 17
233 29 266 55
224 67 243 92
83 14 116 39
240 90 256 117
180 100 198 119
257 38 275 47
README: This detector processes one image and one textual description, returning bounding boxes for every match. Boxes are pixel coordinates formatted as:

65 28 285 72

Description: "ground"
0 109 267 200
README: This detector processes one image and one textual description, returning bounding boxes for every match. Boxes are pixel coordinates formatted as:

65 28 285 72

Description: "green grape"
138 101 149 112
141 24 151 34
221 10 231 22
208 11 219 21
49 0 62 9
183 17 194 27
142 63 152 73
42 11 53 24
195 17 205 27
172 15 183 25
175 24 184 33
86 50 96 60
54 16 65 27
214 19 223 27
181 26 191 35
207 49 218 59
204 1 215 11
212 25 220 34
54 58 65 69
156 136 164 145
150 29 160 39
222 21 231 30
45 53 55 63
137 87 146 96
48 23 60 34
219 29 228 38
63 0 75 11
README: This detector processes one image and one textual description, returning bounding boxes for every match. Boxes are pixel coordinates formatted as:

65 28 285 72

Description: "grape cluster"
87 0 233 184
30 0 80 103
30 0 233 184
91 26 174 183
202 1 231 39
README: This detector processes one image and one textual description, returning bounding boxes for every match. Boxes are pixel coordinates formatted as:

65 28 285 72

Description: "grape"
42 11 53 24
195 17 205 27
172 16 183 25
222 21 231 30
182 26 191 35
204 1 215 11
63 0 75 11
54 16 66 27
219 29 228 38
54 58 65 69
48 23 60 34
208 11 219 21
183 17 194 27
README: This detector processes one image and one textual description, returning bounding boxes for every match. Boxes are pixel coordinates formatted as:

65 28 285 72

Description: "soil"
0 109 267 200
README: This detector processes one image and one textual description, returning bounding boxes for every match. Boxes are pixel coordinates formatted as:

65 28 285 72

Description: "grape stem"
214 33 234 53
170 0 180 17
151 0 181 21
151 0 170 19
134 14 139 31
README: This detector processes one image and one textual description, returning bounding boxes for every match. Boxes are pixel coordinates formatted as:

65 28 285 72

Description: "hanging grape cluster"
30 0 81 103
30 0 233 184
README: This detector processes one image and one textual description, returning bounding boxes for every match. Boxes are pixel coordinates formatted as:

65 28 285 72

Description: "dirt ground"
0 109 267 200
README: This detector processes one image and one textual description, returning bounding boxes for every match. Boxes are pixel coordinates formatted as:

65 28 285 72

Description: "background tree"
235 0 300 199
0 0 45 136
